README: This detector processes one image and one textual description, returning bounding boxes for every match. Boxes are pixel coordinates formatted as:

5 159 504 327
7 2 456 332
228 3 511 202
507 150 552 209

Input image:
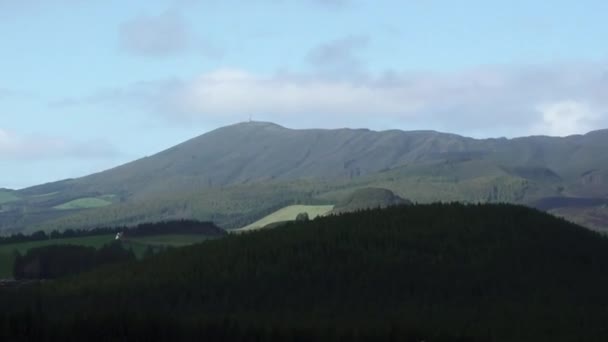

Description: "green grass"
30 192 59 198
0 191 19 204
0 234 115 279
237 205 334 232
54 197 113 210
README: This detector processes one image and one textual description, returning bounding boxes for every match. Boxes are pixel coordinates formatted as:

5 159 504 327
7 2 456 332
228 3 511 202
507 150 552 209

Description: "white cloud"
171 68 422 119
50 63 608 137
534 101 601 136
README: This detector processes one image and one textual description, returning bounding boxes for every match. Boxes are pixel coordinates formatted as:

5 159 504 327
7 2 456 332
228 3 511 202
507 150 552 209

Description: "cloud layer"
54 62 607 137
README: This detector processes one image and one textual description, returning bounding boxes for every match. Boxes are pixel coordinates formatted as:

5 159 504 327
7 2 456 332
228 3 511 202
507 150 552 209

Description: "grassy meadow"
237 205 334 231
54 197 114 210
0 191 19 205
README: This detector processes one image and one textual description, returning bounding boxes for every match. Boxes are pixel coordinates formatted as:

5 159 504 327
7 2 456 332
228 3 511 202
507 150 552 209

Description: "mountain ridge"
15 122 608 194
3 121 608 233
22 122 608 195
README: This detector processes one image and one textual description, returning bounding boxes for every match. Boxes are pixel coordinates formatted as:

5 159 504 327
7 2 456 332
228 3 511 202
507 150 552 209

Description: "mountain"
2 122 608 233
18 121 498 197
3 204 608 341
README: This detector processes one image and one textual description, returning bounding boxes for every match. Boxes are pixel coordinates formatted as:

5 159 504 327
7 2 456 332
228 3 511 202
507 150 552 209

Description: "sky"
1 0 607 189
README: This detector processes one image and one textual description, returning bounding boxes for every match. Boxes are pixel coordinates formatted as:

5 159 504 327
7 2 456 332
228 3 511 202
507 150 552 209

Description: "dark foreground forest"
2 204 608 341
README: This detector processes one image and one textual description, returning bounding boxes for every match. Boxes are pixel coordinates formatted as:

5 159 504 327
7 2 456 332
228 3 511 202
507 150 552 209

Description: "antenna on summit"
248 114 252 123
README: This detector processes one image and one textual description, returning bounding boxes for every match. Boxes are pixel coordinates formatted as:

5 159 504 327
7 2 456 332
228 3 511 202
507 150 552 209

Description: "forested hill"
3 204 608 341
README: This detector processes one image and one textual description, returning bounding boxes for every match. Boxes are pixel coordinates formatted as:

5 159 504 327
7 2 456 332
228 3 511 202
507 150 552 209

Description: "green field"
0 234 115 279
54 197 113 210
31 192 59 198
237 205 334 232
0 191 19 205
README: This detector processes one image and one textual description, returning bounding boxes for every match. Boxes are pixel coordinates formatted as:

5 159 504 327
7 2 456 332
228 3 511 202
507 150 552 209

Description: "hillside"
18 123 608 198
3 204 608 341
331 187 411 214
2 122 608 233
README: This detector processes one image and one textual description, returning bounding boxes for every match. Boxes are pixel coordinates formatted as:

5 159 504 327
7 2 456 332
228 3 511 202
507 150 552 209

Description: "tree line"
0 219 224 246
13 242 135 279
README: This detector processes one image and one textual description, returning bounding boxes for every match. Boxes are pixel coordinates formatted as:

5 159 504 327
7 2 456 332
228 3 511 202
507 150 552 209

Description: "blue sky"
1 0 607 189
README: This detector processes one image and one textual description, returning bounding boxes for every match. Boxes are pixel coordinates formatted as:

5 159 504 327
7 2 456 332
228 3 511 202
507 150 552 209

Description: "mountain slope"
3 122 608 232
18 122 494 198
23 123 608 198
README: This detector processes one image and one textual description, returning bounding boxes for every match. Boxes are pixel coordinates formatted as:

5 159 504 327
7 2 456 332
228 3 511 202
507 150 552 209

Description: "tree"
143 246 155 259
295 212 309 222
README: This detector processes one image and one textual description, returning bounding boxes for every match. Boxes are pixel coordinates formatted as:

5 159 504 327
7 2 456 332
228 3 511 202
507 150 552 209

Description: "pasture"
237 205 334 231
54 197 113 210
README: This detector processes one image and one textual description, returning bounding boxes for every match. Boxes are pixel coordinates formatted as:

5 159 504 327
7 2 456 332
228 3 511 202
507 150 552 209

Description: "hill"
331 187 411 214
2 204 608 341
2 122 608 232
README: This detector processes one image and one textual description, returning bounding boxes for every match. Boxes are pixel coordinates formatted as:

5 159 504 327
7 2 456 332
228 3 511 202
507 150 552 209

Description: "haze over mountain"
1 122 608 233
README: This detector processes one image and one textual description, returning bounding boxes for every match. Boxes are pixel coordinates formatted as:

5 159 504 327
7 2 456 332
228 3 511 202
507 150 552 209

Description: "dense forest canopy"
2 204 608 341
13 243 134 279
